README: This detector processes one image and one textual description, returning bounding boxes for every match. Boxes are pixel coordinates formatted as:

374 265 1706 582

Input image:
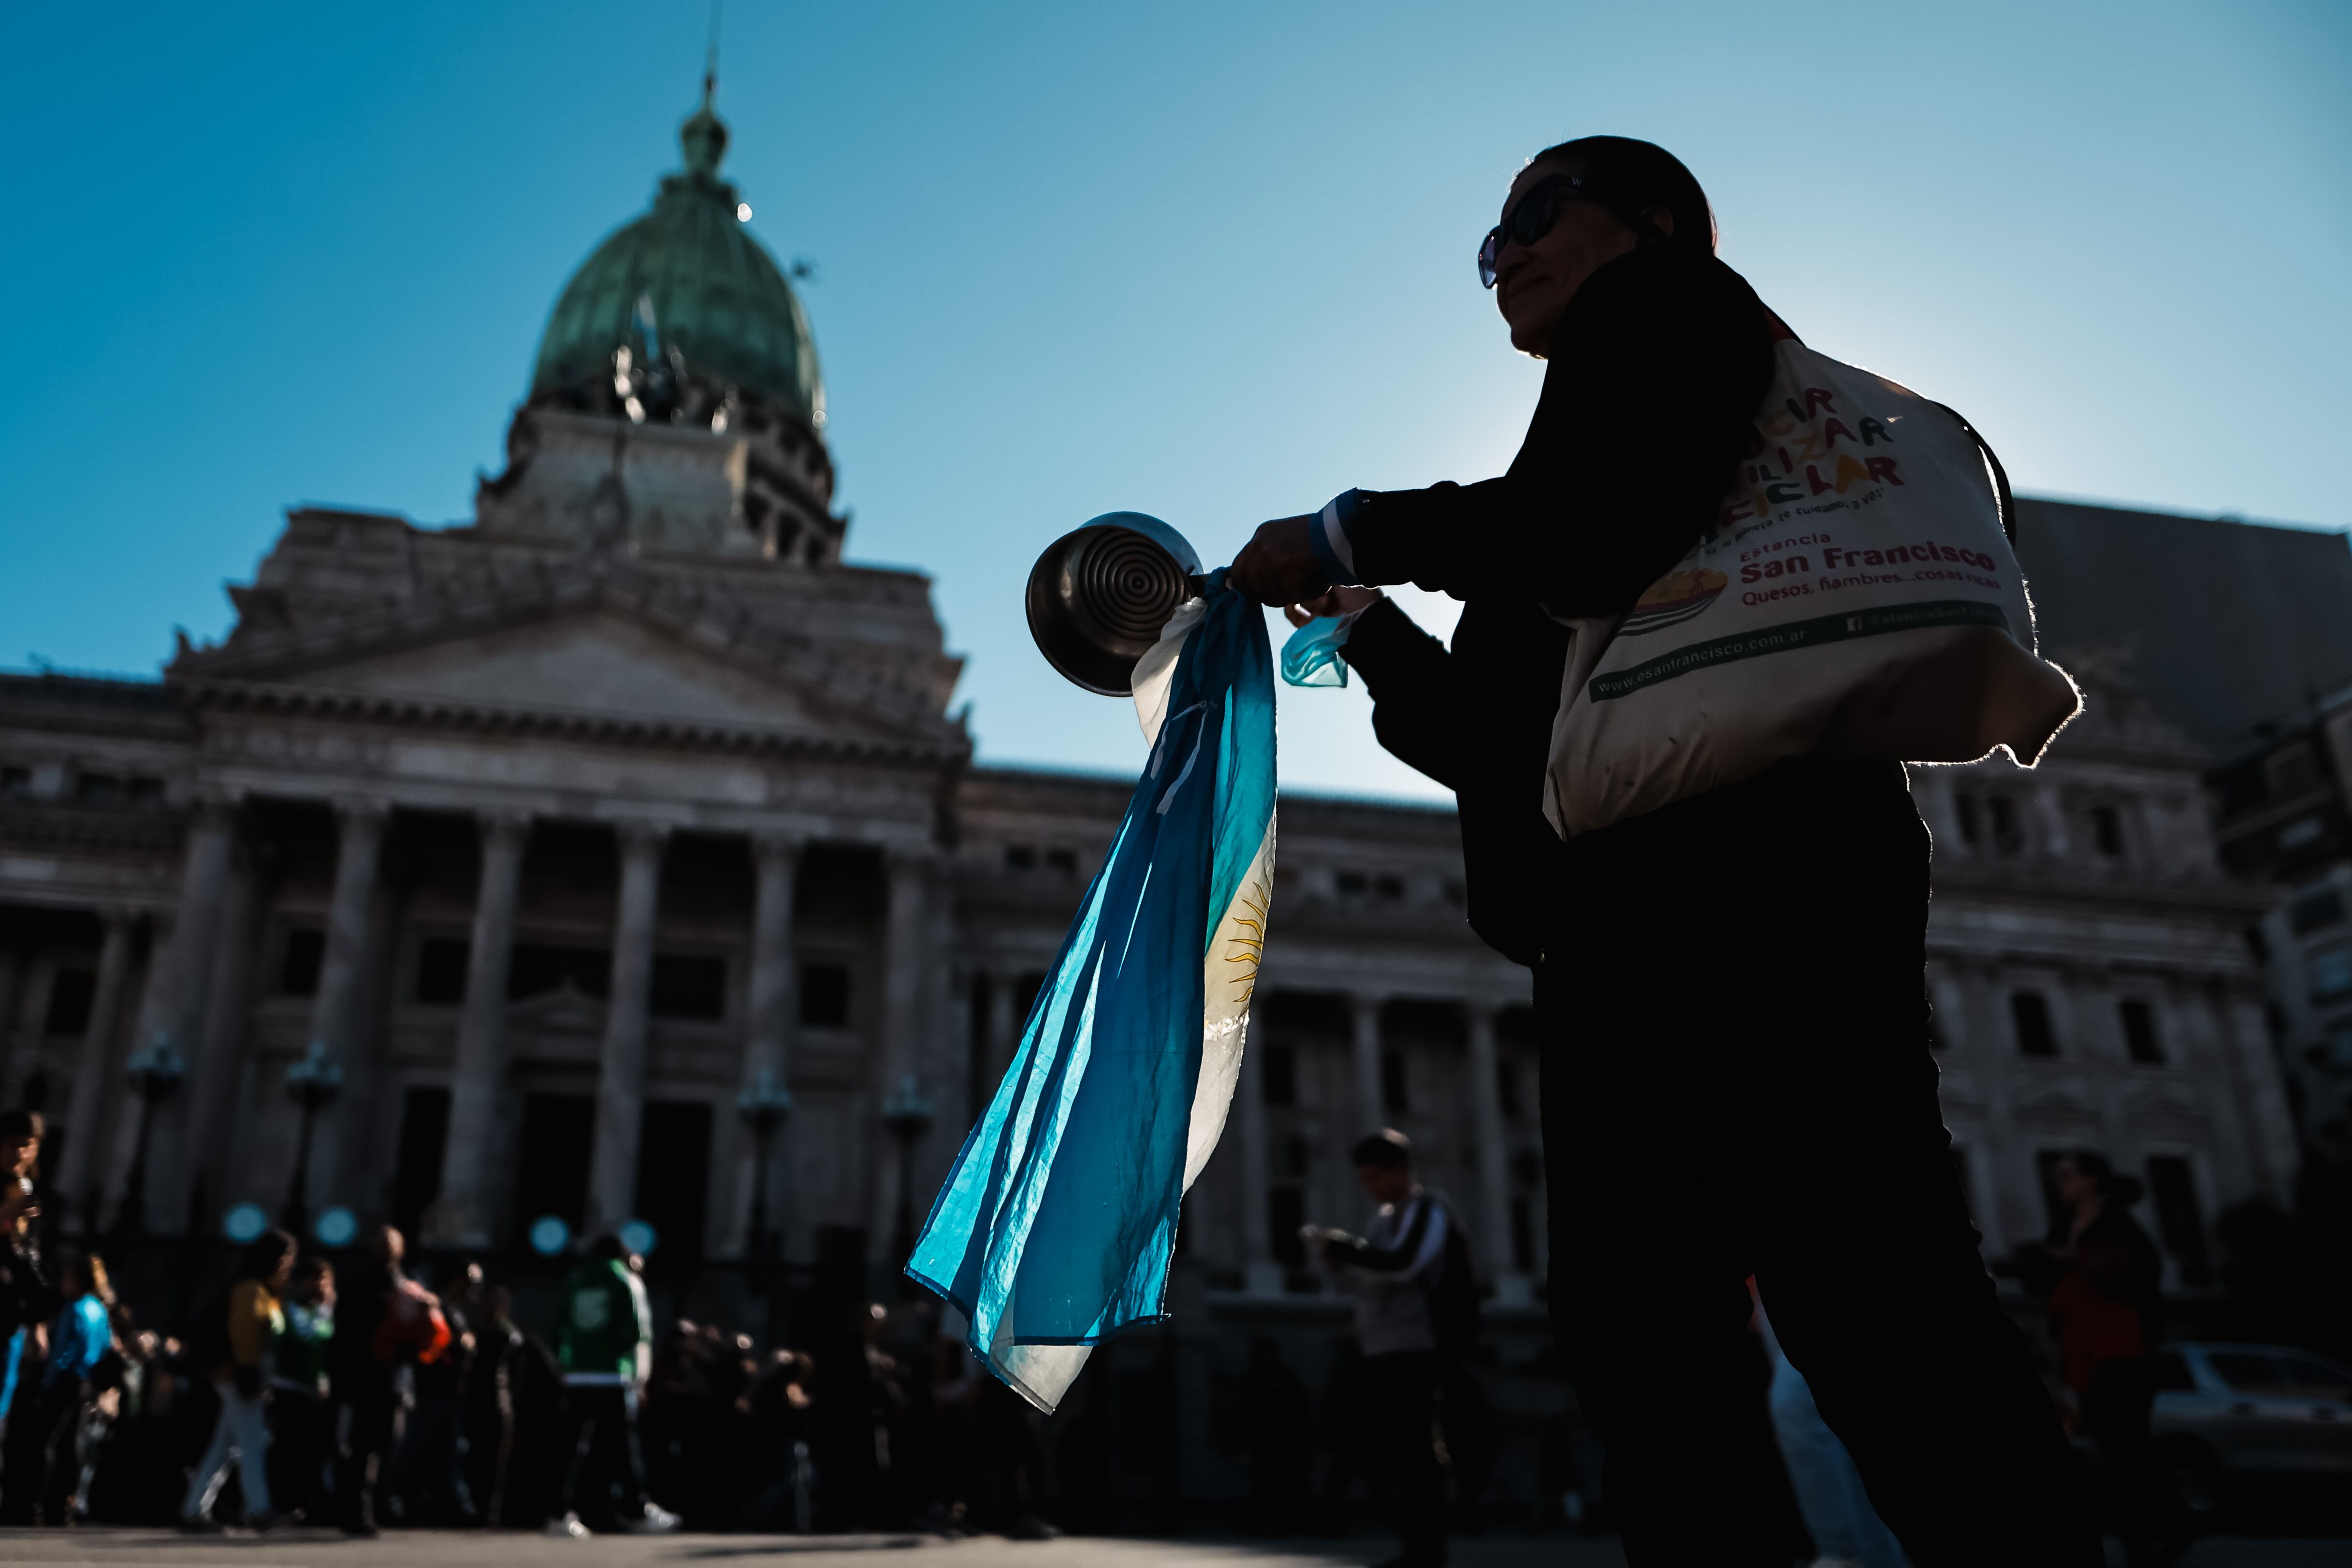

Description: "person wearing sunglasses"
1228 137 2092 1566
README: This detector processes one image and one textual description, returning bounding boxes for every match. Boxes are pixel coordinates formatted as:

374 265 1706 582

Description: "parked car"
2151 1342 2352 1527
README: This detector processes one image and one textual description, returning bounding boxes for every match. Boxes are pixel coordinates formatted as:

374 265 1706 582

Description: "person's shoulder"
1571 247 1766 328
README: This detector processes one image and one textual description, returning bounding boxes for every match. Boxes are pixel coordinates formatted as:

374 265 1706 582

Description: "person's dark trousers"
1538 759 2099 1568
334 1372 398 1532
2083 1357 2166 1561
266 1390 330 1521
558 1384 647 1530
1362 1350 1447 1568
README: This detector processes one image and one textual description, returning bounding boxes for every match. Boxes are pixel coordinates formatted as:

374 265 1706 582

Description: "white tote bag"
1544 334 2080 838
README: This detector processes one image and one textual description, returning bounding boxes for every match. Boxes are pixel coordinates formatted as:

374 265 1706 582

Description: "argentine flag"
906 574 1277 1411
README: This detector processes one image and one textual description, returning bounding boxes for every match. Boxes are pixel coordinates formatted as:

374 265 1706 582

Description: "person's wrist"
1309 491 1367 586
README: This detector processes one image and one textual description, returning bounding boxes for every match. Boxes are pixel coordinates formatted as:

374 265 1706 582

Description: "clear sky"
4 1 2346 800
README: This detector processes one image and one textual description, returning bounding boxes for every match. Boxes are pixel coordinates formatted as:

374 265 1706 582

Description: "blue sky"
4 2 2346 799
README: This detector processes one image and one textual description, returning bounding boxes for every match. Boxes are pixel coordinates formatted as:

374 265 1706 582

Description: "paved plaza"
0 1530 2344 1568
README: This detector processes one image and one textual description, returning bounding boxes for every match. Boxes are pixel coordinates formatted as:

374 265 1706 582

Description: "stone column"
308 800 389 1061
587 822 668 1235
1350 993 1385 1138
174 854 263 1210
873 847 933 1242
107 797 240 1211
1465 1002 1528 1302
56 911 134 1225
1236 1013 1280 1293
732 831 801 1254
429 811 531 1248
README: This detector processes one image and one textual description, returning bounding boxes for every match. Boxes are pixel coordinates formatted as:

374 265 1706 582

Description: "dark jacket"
1337 244 1779 963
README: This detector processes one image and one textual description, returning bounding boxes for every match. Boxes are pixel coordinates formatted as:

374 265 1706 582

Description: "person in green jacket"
547 1235 676 1536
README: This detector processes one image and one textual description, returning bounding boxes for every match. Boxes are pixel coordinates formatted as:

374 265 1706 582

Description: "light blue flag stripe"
906 577 1275 1408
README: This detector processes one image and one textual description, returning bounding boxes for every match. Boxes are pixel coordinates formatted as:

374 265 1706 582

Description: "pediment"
507 981 606 1035
295 608 839 736
174 570 964 759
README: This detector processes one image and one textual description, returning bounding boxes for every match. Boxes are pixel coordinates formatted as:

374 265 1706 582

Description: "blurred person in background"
266 1257 334 1522
331 1224 407 1537
1307 1130 1453 1568
0 1108 51 1523
2010 1151 2167 1562
179 1228 296 1532
548 1234 675 1537
23 1252 116 1524
386 1259 474 1524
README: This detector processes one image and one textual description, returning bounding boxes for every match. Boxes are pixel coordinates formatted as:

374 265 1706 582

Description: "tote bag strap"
1927 403 2017 545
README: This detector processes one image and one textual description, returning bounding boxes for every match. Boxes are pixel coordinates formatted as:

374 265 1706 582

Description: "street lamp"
114 1033 185 1235
879 1072 935 1277
736 1066 794 1350
735 1067 794 1261
281 1040 343 1232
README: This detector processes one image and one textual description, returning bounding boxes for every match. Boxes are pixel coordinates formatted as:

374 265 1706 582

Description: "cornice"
175 677 971 769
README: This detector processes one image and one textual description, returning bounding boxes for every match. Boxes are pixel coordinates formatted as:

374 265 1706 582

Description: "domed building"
0 84 2308 1515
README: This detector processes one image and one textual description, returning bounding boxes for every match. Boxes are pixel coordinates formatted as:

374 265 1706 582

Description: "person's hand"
1281 585 1384 629
1229 515 1329 607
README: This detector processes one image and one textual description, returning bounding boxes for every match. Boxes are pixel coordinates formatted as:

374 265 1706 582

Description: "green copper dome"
530 90 824 428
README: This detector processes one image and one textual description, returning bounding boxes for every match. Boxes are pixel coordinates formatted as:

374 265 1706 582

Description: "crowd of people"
0 1092 2207 1557
0 1107 1068 1538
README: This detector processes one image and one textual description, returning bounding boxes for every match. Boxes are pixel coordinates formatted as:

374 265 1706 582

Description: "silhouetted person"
180 1228 296 1531
548 1234 675 1536
1309 1130 1452 1568
331 1224 405 1536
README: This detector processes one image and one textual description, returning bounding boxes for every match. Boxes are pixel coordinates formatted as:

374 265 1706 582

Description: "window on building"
507 944 609 1000
1954 791 1982 845
1283 1136 1313 1176
2312 945 2352 1002
799 963 852 1027
1045 847 1078 876
1336 871 1368 898
415 937 469 1004
1374 874 1405 900
73 773 123 804
1989 797 2024 855
2146 1155 2212 1286
2011 992 2058 1057
1509 1196 1534 1272
2291 888 2348 935
2214 757 2269 816
2326 1024 2352 1073
650 954 726 1020
2119 999 2164 1064
1270 1187 1306 1266
1381 1051 1410 1112
127 777 165 805
280 929 326 997
512 1092 595 1247
2280 816 2326 850
389 1086 451 1241
2245 925 2270 962
2089 805 2125 858
1004 844 1036 871
1012 972 1045 1026
43 969 95 1036
1262 1044 1297 1106
1441 879 1466 907
632 1100 713 1273
0 767 29 798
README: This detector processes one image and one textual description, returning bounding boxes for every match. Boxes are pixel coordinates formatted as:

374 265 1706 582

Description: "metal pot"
1025 513 1205 695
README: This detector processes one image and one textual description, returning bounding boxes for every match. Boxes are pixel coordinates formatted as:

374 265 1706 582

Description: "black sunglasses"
1478 172 1608 288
